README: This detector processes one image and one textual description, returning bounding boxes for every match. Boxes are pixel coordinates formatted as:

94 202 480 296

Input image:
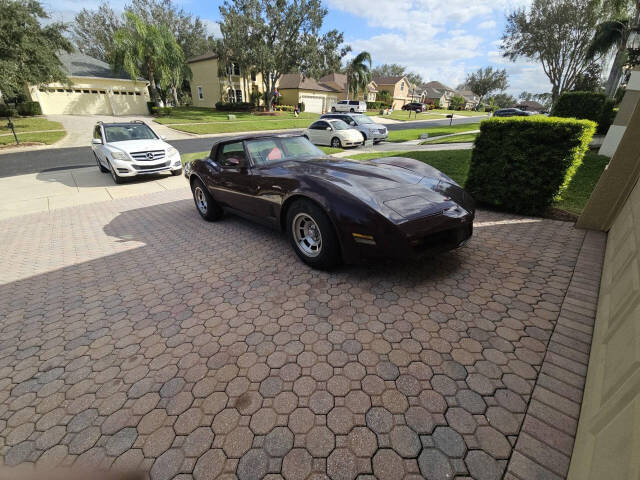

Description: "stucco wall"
189 59 221 108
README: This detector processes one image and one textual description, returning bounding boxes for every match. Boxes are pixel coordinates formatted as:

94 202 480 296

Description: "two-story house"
187 52 267 108
423 81 457 108
456 90 481 110
319 73 378 102
372 76 411 109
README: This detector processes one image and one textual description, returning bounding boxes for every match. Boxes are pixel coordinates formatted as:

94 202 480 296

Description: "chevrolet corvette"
184 134 474 269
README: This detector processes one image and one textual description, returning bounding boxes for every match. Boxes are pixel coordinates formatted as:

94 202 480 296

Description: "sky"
45 0 553 96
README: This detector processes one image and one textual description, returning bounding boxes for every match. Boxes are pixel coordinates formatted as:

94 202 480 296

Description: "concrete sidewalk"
0 166 187 220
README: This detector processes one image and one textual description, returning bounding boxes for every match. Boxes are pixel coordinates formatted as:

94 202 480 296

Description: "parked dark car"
493 108 531 117
185 134 475 269
402 102 427 112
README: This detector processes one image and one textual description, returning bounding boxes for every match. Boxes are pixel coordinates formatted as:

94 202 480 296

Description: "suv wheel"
109 162 124 184
287 199 340 269
95 153 109 173
350 108 355 112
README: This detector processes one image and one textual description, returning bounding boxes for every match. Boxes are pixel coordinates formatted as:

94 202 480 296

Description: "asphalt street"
0 116 485 178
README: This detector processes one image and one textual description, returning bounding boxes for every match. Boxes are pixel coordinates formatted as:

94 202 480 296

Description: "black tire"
286 199 341 269
95 153 109 173
191 178 223 221
331 107 336 112
350 108 355 112
109 162 125 184
331 137 342 148
361 132 367 141
171 168 183 176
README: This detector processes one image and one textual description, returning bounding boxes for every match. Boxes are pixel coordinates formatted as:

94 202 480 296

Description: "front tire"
109 162 124 184
331 107 336 112
350 108 355 113
95 153 109 173
286 199 341 269
192 178 222 221
171 168 183 176
331 137 342 148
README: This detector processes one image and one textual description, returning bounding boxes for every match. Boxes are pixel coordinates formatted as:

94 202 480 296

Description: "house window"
228 88 242 103
400 82 404 91
235 89 242 102
197 86 204 100
251 71 257 82
226 63 241 76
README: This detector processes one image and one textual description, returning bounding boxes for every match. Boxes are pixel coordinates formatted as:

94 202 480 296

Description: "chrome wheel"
292 213 322 257
194 186 208 214
331 138 341 148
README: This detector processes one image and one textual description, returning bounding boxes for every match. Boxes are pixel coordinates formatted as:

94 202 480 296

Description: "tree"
519 91 553 109
218 0 347 111
587 3 640 97
0 0 73 100
488 92 518 108
572 62 604 91
72 4 121 63
73 0 209 64
462 67 508 103
371 64 406 77
111 11 186 104
502 0 603 101
345 52 372 99
450 95 466 110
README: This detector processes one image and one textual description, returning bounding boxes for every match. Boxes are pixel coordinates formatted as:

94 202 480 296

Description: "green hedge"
151 106 173 116
0 104 17 117
551 91 615 135
367 101 391 110
465 116 596 215
16 101 42 116
215 101 254 111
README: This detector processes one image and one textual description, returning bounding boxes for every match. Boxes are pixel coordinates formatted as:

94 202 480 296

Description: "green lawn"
423 133 479 144
181 145 342 166
0 117 66 146
154 106 319 134
367 109 487 122
347 149 607 215
387 122 482 142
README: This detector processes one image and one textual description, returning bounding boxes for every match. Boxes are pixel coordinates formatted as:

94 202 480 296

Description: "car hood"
106 139 168 153
285 156 469 221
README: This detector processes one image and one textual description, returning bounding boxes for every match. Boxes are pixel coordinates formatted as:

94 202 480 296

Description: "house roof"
425 81 455 92
187 52 219 64
372 76 407 86
515 100 546 111
319 73 347 89
278 73 339 92
58 51 136 80
423 86 444 98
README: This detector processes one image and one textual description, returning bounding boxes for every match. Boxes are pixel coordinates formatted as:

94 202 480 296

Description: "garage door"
37 88 113 115
300 95 325 114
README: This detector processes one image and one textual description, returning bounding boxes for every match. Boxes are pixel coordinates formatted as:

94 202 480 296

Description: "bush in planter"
465 116 596 215
16 101 42 116
551 91 615 134
215 101 254 111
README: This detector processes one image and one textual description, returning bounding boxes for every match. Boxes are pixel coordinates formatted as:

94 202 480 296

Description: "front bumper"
340 208 474 264
111 152 182 177
341 139 364 147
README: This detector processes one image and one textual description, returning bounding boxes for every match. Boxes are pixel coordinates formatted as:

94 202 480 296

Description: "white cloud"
201 19 221 38
477 20 497 29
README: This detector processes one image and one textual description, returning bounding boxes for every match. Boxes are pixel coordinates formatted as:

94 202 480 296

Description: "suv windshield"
246 136 325 166
104 124 157 143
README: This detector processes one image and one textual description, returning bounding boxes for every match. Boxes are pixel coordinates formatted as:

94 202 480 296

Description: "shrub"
465 116 596 215
146 101 156 114
273 104 295 112
0 104 18 117
16 101 42 116
551 91 615 135
151 106 173 116
215 101 254 111
366 101 391 110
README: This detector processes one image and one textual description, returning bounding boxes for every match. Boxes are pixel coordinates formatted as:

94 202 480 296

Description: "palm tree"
111 11 183 104
588 1 640 97
345 51 372 100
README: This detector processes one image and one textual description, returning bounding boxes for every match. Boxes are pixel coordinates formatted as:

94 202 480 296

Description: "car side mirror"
92 138 102 145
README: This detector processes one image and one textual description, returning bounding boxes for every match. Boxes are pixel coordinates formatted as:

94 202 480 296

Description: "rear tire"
286 199 341 269
350 108 355 112
192 178 223 221
331 137 342 148
331 107 336 112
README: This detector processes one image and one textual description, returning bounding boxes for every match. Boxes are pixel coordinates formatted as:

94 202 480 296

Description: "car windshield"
330 120 350 130
353 115 375 125
104 124 157 142
246 136 325 166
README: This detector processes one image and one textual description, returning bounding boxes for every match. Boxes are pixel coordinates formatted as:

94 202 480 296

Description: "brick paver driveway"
0 189 604 479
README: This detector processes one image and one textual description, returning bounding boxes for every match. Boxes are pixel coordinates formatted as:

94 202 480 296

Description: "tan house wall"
189 58 267 108
569 68 640 479
376 78 410 109
29 77 150 116
277 89 338 114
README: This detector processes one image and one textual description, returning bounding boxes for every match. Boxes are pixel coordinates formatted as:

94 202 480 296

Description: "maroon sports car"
184 134 474 269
